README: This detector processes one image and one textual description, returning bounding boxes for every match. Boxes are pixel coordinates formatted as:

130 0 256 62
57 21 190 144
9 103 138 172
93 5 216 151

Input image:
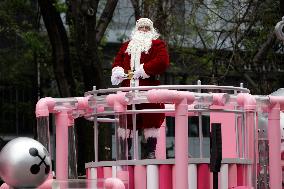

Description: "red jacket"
112 39 170 87
112 39 170 129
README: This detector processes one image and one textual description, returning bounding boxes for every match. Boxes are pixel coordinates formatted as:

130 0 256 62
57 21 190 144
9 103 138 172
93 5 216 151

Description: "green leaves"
53 1 68 13
22 31 44 53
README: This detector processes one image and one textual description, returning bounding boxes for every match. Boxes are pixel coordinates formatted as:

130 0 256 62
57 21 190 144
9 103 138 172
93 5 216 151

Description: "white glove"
133 64 150 80
111 67 127 85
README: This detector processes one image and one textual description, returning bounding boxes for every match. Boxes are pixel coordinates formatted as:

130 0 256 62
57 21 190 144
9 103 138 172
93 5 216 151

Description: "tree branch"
253 30 277 64
38 0 76 97
96 0 118 43
130 0 141 20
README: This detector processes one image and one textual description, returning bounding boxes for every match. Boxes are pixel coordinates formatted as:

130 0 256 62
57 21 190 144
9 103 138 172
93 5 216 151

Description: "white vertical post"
147 165 159 189
220 164 228 189
188 164 197 189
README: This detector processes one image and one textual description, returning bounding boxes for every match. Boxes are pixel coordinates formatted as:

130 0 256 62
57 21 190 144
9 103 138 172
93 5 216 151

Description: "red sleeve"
112 42 129 69
143 40 170 75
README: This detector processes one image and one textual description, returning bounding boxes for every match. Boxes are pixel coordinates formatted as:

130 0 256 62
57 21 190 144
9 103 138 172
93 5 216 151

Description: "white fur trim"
112 66 124 74
144 128 160 139
117 128 133 139
140 64 150 79
136 18 153 28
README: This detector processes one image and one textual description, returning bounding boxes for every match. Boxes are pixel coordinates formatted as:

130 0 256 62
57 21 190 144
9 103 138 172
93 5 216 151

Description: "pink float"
2 83 282 189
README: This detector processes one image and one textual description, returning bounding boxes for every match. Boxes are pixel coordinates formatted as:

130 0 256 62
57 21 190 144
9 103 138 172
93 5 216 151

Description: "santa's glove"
133 64 150 80
111 67 128 85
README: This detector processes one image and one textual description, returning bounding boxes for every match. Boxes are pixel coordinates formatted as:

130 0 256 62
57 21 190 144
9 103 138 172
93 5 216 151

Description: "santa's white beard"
126 31 155 70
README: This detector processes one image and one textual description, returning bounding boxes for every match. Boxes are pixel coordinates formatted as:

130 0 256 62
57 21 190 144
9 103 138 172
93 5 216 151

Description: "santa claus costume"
111 18 170 159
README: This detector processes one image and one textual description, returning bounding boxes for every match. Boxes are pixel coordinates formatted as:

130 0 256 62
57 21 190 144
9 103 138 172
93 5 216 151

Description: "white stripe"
144 128 160 139
188 164 197 189
147 165 159 189
220 164 228 189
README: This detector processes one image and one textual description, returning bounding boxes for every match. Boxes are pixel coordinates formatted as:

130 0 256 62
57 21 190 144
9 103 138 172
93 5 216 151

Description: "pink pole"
245 112 255 160
237 115 243 158
134 165 146 189
175 98 188 189
159 165 172 189
245 111 255 188
268 103 281 189
55 110 69 180
156 120 166 159
237 93 257 188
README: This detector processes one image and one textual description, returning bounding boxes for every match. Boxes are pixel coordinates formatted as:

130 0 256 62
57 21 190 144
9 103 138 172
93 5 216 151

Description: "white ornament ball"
0 137 51 188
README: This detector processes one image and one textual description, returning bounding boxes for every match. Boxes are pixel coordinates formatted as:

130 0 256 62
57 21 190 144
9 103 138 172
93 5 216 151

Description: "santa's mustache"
131 31 155 41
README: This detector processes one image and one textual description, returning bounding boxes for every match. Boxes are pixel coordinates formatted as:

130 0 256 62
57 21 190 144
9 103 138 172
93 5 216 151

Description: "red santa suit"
112 39 170 130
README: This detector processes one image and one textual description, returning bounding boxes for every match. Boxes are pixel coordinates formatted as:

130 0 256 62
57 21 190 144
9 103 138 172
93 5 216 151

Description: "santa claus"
111 18 170 159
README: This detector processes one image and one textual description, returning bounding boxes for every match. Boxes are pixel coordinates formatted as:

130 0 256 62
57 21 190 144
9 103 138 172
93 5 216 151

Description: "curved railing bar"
85 85 250 95
94 108 245 116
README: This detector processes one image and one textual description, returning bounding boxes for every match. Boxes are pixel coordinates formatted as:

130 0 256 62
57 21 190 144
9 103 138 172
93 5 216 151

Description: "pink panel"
228 164 238 188
210 105 237 158
159 165 172 189
128 166 134 189
104 167 112 178
197 164 210 189
237 115 243 158
172 165 176 189
97 167 104 178
86 168 90 179
134 165 146 189
117 169 129 188
237 165 245 186
97 167 104 188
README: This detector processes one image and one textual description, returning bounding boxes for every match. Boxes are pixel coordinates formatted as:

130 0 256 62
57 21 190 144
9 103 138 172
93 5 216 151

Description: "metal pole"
242 112 246 158
197 80 203 158
130 77 138 160
93 116 98 162
92 86 99 162
235 113 239 157
213 172 218 189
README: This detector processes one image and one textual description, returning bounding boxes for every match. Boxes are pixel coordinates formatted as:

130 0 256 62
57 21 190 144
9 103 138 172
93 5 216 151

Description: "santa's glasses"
138 26 150 31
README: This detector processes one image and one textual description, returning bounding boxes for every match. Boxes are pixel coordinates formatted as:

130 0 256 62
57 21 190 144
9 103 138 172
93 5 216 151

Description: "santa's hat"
135 18 154 31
